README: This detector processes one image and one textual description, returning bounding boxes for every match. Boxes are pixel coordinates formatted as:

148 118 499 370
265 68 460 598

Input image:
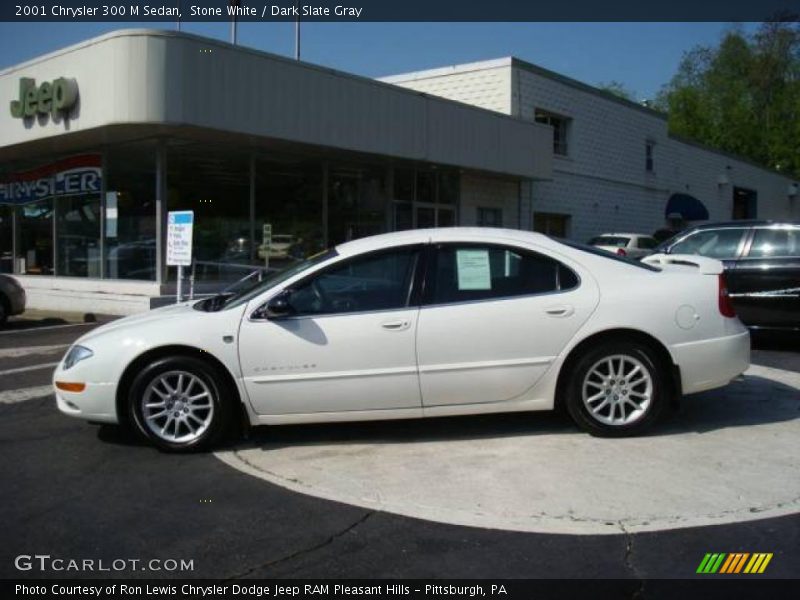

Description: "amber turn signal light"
55 381 86 393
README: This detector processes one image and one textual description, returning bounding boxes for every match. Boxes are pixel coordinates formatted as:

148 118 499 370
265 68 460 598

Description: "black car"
655 221 800 332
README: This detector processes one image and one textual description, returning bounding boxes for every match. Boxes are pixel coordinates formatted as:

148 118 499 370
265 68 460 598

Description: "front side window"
427 244 578 305
288 247 419 316
747 228 800 258
669 228 746 259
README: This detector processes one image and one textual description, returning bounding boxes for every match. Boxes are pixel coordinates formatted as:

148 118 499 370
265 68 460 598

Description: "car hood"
74 302 203 346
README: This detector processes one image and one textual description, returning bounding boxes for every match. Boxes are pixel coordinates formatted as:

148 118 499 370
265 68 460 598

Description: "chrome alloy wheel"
141 370 214 444
581 354 653 426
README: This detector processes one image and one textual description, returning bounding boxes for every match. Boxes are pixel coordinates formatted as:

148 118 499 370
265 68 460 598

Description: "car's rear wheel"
565 340 668 437
128 356 233 452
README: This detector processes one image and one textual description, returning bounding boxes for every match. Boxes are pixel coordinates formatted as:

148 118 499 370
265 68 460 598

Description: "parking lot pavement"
0 321 797 579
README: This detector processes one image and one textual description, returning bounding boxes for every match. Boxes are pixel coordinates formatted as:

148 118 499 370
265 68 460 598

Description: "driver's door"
238 245 424 416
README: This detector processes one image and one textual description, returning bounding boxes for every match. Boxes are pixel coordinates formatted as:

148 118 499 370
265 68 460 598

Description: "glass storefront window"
169 143 251 283
105 143 157 280
0 206 11 274
439 171 460 205
19 199 54 275
255 156 325 269
416 171 436 203
391 167 460 230
394 169 415 202
328 166 387 246
57 195 101 277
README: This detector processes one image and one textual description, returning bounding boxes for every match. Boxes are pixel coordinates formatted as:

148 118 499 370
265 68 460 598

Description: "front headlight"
63 345 94 370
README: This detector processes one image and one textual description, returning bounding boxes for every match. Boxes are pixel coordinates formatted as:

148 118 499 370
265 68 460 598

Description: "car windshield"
589 236 630 248
556 239 661 272
201 249 338 311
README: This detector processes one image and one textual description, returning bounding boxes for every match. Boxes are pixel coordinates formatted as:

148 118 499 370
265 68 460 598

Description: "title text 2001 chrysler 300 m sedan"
54 228 750 451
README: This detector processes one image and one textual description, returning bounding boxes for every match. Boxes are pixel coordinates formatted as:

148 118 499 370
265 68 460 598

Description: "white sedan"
54 228 750 451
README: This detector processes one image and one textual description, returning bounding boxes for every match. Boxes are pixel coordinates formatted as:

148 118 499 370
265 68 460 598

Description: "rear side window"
589 236 630 248
427 244 578 304
669 228 746 259
747 228 800 258
637 237 658 249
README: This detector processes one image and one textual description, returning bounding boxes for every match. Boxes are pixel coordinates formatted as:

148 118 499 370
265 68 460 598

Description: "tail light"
616 248 627 256
718 273 736 318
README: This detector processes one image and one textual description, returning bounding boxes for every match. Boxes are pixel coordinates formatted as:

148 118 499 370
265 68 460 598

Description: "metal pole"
249 153 256 263
189 262 195 300
295 1 300 59
176 265 183 303
155 142 167 287
322 161 329 248
230 0 239 46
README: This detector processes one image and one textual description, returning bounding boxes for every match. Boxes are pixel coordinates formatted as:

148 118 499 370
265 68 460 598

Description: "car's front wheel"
128 356 234 452
565 340 669 437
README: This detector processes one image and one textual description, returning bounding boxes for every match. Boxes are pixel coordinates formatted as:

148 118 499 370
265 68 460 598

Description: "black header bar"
2 1 799 23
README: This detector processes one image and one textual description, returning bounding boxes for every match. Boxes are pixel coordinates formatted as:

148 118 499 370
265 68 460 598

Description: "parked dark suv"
656 221 799 332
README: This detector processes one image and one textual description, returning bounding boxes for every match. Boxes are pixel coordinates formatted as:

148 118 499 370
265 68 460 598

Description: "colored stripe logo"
697 553 773 574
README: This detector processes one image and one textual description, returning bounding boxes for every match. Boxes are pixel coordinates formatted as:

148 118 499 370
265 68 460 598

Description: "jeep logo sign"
9 77 78 119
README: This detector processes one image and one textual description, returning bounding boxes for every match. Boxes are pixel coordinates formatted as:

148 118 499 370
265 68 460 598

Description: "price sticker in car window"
456 249 491 290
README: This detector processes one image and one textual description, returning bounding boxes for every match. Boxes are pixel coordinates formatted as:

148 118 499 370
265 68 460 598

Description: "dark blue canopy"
665 193 709 221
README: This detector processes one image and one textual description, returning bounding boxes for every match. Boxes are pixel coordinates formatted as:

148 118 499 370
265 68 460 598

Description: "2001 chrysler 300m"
54 228 750 451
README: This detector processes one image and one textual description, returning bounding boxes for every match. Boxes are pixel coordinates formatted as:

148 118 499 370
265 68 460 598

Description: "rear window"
557 239 661 272
589 236 630 248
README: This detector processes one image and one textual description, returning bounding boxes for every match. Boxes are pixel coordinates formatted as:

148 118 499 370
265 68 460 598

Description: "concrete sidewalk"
218 363 800 536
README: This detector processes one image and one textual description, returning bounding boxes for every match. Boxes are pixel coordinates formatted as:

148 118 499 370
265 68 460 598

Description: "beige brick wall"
383 58 800 242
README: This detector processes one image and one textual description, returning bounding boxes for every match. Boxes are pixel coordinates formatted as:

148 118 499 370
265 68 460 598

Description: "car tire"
128 355 234 452
0 295 8 326
565 340 668 437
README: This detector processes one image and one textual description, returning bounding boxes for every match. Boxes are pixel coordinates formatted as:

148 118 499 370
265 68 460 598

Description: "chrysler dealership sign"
9 77 78 119
0 154 101 205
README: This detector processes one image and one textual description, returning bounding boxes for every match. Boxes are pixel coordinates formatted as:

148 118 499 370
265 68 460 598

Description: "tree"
657 22 800 176
597 80 637 102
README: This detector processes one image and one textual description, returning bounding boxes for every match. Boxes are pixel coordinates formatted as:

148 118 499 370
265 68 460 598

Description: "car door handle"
545 305 574 318
381 320 410 331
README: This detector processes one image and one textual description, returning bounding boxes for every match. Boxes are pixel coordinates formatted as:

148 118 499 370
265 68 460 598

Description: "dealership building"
1 29 797 315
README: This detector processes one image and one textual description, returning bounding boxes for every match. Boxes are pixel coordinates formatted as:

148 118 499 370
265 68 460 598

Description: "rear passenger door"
730 226 800 329
415 243 599 408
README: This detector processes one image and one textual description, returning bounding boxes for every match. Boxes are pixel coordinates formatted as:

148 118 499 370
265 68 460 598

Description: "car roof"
686 220 800 230
593 233 651 238
334 227 556 256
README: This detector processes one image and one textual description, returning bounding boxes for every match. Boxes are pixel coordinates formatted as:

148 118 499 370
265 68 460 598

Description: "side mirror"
264 290 294 319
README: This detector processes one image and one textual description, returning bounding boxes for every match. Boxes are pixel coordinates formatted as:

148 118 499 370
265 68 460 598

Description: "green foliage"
597 80 637 101
657 22 800 176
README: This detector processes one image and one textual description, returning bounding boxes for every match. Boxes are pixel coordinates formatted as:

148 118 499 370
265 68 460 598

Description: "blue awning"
665 193 709 221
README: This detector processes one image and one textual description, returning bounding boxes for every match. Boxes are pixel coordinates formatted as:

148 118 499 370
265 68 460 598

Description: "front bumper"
53 364 118 424
671 330 750 395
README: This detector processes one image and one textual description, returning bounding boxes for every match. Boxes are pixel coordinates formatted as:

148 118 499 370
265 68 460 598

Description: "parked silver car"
589 233 659 259
0 274 26 325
